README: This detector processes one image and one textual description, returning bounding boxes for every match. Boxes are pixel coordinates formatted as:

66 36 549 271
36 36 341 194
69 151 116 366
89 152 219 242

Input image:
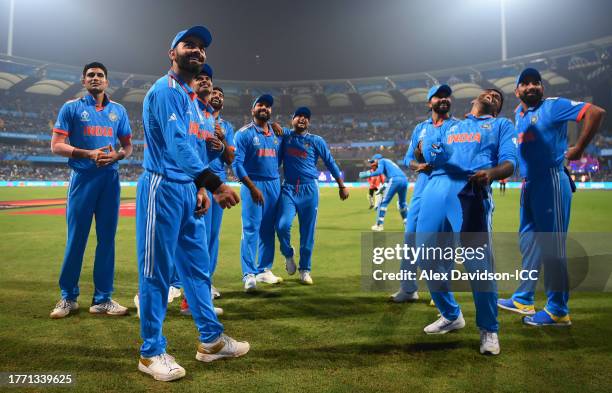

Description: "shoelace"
56 299 71 309
157 354 178 371
484 332 498 345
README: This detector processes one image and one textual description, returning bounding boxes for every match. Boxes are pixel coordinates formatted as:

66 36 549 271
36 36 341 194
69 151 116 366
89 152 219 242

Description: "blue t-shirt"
53 94 132 171
208 116 235 181
279 131 341 185
232 122 281 181
141 71 209 182
515 97 590 178
368 158 407 181
404 116 459 198
423 114 518 178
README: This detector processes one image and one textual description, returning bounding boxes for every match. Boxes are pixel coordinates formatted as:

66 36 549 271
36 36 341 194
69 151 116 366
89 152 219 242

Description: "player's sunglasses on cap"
516 67 542 87
427 84 452 101
171 25 212 49
293 107 311 119
252 94 274 108
198 64 213 79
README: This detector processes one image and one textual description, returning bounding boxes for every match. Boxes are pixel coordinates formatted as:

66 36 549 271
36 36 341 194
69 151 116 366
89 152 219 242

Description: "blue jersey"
369 158 406 180
279 131 341 185
423 114 518 177
194 98 221 167
208 116 235 181
53 94 132 171
232 121 281 181
404 117 459 197
515 97 590 178
142 71 208 182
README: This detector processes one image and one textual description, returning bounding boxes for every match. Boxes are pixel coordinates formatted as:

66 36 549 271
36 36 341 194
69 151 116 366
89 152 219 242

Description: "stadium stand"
1 37 610 182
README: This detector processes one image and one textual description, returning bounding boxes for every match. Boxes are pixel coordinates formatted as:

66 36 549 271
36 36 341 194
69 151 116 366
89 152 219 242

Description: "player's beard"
520 89 543 108
210 97 223 111
254 109 270 122
176 52 204 75
432 100 451 115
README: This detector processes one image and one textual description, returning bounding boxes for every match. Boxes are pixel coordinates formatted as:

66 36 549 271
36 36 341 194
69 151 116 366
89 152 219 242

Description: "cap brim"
177 26 212 48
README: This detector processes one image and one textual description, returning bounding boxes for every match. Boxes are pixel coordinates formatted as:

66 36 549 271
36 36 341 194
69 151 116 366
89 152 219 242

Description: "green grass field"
0 187 611 393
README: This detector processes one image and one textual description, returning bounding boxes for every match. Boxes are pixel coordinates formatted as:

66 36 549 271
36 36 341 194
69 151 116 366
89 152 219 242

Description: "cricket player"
49 61 132 319
390 84 459 303
233 94 283 292
498 68 605 326
206 84 236 298
359 154 408 232
417 88 517 355
367 162 385 209
136 26 248 382
275 107 349 285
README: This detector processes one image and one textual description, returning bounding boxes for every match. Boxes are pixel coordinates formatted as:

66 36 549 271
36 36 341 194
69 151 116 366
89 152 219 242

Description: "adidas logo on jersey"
169 113 177 121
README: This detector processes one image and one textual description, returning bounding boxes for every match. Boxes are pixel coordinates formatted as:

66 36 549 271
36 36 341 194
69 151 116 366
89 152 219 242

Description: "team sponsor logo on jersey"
481 123 492 129
273 137 278 145
109 112 118 122
530 115 538 125
169 113 177 121
80 110 90 122
253 136 260 145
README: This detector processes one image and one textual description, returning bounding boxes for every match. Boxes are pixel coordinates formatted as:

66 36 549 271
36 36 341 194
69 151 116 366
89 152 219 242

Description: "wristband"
194 168 223 193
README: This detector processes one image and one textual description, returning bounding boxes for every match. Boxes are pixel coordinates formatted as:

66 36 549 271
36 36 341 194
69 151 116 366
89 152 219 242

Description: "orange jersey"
368 174 385 189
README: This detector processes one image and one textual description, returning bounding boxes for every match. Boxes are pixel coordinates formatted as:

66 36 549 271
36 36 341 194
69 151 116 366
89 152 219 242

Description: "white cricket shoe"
479 330 500 355
424 312 466 334
211 285 221 299
371 224 384 232
89 299 129 316
196 334 250 363
138 353 186 382
168 286 182 303
50 299 79 319
299 270 314 285
244 274 257 292
389 290 419 303
256 269 283 284
134 294 140 318
285 250 297 276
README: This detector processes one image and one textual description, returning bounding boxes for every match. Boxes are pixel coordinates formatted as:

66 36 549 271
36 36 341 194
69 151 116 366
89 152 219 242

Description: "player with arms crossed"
417 88 517 355
390 84 459 303
50 61 132 318
136 26 247 382
498 68 605 326
275 107 349 285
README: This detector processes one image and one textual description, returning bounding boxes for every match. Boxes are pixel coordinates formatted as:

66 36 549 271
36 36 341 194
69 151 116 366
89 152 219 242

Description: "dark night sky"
0 0 611 81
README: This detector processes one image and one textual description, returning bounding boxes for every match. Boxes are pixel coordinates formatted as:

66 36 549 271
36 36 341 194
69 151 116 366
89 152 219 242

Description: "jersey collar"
515 100 544 117
427 115 451 127
465 113 494 120
84 93 110 111
196 97 214 115
168 70 196 101
251 121 271 136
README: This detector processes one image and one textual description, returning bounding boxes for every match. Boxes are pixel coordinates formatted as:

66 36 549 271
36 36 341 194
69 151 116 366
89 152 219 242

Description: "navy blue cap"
427 84 452 101
198 64 213 79
293 107 311 119
170 26 212 49
252 94 274 108
516 67 542 87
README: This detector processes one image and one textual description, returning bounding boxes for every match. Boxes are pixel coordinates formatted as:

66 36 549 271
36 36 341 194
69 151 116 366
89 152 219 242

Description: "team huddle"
45 24 605 381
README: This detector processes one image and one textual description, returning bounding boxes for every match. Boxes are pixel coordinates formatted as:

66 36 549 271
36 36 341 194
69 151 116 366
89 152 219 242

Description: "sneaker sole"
480 347 501 355
89 308 129 316
522 318 572 327
138 362 185 382
195 345 250 363
498 302 535 315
